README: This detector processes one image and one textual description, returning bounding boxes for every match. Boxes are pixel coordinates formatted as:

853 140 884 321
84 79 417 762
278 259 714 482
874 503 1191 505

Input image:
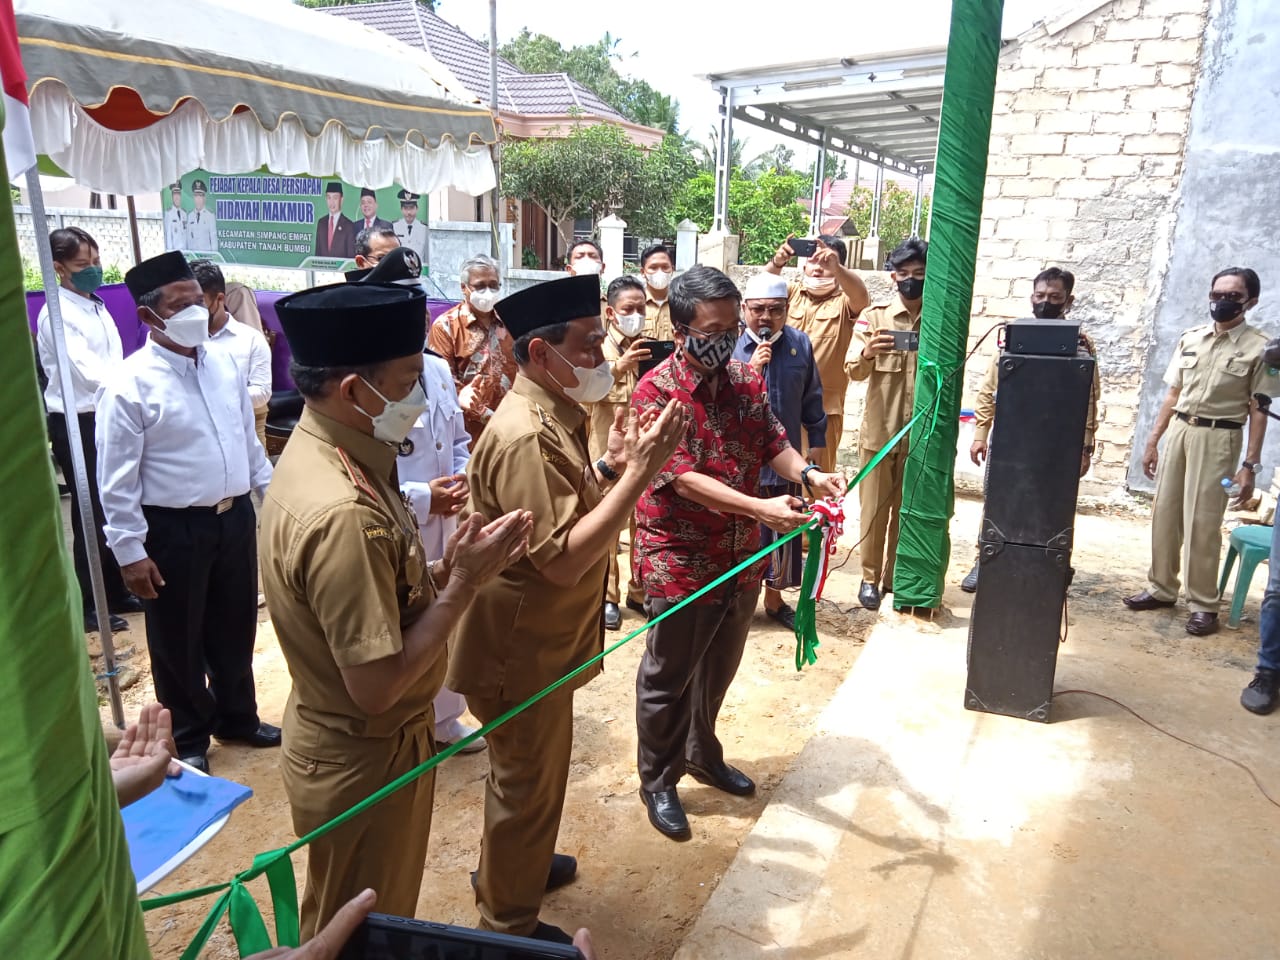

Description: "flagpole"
26 167 125 727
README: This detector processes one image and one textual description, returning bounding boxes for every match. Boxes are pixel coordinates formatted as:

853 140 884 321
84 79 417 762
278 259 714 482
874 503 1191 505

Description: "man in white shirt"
37 227 137 634
392 189 427 260
352 247 486 752
184 179 218 253
97 251 278 772
192 260 273 451
163 182 187 251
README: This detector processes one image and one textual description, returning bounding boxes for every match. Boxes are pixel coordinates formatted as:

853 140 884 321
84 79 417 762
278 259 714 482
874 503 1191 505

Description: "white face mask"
802 275 836 295
549 346 613 404
614 312 645 338
571 257 603 276
150 304 210 349
355 378 429 445
646 270 672 291
468 287 500 314
746 324 783 345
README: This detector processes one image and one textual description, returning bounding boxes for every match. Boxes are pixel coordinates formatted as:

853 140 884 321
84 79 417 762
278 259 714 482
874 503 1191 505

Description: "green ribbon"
144 358 952 957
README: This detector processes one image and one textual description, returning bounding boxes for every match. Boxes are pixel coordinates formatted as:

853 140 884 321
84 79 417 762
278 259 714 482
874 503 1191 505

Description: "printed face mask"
150 304 210 348
356 378 428 445
681 327 736 372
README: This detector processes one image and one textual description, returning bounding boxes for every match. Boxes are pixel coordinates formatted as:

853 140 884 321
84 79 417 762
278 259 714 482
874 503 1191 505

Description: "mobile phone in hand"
888 329 920 352
789 237 818 258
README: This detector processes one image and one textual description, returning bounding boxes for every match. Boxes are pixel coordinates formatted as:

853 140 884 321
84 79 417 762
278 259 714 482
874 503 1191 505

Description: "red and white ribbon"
807 496 846 601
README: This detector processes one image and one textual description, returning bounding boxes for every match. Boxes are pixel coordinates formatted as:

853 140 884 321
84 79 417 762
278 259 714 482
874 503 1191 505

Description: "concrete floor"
675 610 1280 960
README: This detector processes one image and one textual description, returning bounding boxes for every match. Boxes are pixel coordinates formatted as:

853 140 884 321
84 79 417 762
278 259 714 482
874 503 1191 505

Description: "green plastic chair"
1218 524 1274 628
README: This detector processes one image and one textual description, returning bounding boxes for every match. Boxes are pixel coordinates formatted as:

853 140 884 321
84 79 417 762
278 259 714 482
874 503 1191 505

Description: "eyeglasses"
681 325 737 341
744 303 786 319
1209 291 1246 303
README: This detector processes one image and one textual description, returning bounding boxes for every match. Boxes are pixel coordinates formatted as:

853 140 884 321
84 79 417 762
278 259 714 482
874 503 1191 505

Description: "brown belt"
1175 412 1244 430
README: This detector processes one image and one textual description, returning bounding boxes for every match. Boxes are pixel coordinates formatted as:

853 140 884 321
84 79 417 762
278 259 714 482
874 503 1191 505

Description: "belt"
1175 412 1244 430
143 495 242 515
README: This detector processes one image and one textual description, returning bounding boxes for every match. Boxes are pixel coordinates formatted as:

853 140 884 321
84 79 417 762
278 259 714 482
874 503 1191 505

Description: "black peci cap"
125 250 195 301
360 187 376 199
326 182 343 195
495 275 602 340
276 282 426 367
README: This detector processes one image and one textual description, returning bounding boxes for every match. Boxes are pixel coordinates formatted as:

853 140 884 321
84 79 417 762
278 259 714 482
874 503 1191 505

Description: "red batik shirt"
632 353 792 604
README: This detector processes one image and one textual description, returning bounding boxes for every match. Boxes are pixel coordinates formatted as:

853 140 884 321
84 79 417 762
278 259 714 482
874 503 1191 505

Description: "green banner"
160 171 429 271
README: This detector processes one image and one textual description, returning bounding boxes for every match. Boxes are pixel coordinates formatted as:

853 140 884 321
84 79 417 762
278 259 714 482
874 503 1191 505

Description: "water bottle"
1223 476 1243 499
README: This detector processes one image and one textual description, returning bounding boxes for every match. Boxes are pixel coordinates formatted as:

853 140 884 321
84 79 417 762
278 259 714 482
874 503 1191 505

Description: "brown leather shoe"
1122 591 1176 611
1185 612 1219 636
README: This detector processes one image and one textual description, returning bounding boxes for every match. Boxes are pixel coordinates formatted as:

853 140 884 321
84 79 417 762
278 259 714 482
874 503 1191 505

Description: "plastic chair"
1218 525 1274 627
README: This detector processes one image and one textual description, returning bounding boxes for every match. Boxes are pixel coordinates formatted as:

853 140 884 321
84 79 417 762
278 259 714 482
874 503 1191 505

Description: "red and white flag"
0 0 35 180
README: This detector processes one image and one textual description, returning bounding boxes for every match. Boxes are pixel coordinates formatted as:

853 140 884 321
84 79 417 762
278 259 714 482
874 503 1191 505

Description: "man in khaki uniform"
640 243 676 341
1125 267 1273 636
260 281 531 938
962 267 1101 592
449 275 686 945
764 234 869 474
844 237 928 611
589 275 653 629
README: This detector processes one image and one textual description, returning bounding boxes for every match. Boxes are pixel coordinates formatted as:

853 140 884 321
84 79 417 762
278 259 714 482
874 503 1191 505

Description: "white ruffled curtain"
30 81 497 197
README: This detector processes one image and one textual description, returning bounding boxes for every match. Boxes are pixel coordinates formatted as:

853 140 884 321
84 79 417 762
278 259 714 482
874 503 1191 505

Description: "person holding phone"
843 237 928 612
764 234 869 476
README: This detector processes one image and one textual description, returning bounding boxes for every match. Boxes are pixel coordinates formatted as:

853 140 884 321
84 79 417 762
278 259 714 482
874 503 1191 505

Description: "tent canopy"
16 0 499 196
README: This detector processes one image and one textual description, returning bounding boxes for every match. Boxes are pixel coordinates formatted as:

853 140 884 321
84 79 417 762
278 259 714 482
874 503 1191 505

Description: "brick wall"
970 0 1209 491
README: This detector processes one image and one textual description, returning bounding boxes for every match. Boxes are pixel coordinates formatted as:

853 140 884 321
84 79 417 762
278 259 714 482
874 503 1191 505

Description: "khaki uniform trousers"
467 685 575 937
254 404 268 452
282 719 436 940
858 443 908 586
1148 418 1239 613
586 401 643 605
802 413 843 475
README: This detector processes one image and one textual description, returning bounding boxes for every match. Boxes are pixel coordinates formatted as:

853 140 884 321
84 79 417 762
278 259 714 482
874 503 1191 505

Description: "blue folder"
122 770 252 885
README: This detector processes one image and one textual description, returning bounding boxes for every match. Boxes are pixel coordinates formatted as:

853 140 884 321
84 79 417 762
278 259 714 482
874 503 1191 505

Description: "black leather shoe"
686 758 755 796
85 610 129 633
1242 668 1279 715
530 922 575 945
765 602 796 630
640 787 691 840
625 597 646 615
471 852 577 893
859 581 881 611
1185 612 1219 636
217 721 282 748
604 602 621 630
180 753 209 774
111 595 146 615
1123 591 1176 611
960 564 979 593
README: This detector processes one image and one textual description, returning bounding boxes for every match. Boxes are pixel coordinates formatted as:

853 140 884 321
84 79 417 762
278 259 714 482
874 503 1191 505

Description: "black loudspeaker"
965 347 1095 722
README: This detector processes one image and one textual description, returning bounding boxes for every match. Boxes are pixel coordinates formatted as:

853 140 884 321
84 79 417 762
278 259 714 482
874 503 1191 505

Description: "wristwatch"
1242 460 1260 473
800 463 820 493
596 457 619 482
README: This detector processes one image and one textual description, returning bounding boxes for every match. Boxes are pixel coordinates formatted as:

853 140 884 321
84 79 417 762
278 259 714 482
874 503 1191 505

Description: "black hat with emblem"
125 250 196 301
397 189 419 206
495 275 602 340
191 179 208 195
276 282 426 367
343 246 422 285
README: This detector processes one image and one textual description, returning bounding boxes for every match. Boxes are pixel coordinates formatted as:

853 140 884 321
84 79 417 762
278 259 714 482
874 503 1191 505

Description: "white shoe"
437 720 487 754
257 592 267 608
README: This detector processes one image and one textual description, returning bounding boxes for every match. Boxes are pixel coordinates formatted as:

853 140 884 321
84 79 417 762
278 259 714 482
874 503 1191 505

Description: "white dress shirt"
96 338 273 566
163 206 187 250
209 312 273 410
399 352 471 557
185 209 218 252
393 218 427 258
36 286 124 415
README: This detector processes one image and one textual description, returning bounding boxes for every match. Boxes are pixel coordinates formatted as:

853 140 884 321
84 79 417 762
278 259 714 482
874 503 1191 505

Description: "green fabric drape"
894 0 1005 610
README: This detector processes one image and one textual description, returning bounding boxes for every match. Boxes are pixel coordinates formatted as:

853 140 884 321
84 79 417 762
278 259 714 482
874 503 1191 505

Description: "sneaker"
437 720 487 754
1241 668 1279 715
960 564 979 593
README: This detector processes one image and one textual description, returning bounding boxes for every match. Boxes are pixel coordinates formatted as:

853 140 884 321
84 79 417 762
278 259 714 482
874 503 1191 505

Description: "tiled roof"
323 1 628 122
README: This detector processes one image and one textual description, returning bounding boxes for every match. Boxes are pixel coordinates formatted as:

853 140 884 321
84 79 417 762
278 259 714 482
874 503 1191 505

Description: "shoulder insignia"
535 404 554 428
542 448 570 468
336 447 380 504
362 524 394 541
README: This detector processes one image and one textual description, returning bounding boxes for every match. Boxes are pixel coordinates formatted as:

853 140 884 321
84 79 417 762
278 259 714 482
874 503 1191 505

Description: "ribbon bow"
793 496 845 670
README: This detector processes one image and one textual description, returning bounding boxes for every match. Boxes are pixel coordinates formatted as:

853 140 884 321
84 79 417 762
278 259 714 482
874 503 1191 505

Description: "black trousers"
142 495 260 755
47 411 129 611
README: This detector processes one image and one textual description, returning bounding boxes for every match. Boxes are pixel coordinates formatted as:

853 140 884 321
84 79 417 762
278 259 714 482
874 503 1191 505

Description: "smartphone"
789 237 818 258
638 339 677 376
338 913 583 960
888 329 920 352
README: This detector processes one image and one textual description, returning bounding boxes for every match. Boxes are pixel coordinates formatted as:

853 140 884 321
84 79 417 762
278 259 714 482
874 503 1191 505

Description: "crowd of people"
29 220 1277 956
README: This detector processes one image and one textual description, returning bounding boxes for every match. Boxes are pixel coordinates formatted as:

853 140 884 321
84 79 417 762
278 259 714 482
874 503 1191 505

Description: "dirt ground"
89 493 1268 959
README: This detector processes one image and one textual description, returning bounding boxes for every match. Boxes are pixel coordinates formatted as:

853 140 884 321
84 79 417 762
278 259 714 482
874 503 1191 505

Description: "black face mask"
897 277 925 300
1032 300 1064 320
1210 299 1245 323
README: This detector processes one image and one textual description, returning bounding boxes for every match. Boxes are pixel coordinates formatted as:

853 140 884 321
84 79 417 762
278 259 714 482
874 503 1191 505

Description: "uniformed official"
1124 267 1272 637
764 234 869 475
392 189 428 260
260 281 533 939
639 243 676 341
184 179 218 253
448 274 686 944
843 237 928 611
163 182 186 251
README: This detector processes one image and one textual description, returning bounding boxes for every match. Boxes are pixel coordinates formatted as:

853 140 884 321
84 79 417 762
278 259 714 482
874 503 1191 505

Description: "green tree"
671 169 810 265
846 182 931 261
805 150 848 183
623 134 700 239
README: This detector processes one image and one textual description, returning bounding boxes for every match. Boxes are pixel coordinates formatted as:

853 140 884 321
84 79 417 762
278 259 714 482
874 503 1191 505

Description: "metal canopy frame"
706 47 946 236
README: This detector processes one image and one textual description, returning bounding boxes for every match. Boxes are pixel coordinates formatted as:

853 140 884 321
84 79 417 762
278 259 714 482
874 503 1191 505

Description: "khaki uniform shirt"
973 328 1102 445
786 282 858 414
646 294 674 342
601 328 643 406
260 408 441 745
447 375 607 701
1164 321 1273 420
844 295 921 449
